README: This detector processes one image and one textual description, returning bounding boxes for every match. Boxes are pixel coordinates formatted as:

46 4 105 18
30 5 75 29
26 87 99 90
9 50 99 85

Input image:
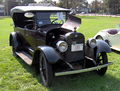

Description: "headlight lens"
87 38 97 48
56 41 68 52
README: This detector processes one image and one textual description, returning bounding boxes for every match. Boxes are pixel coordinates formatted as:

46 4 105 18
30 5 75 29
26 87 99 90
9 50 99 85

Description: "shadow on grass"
112 49 120 54
15 57 120 91
0 16 10 19
49 73 120 91
77 16 97 19
14 57 42 82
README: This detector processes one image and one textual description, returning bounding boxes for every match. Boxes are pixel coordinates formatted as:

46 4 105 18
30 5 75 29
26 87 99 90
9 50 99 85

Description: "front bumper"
55 62 113 76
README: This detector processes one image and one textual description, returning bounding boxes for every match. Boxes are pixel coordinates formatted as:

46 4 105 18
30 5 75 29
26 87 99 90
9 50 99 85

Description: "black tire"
39 52 53 87
11 39 18 57
96 52 108 76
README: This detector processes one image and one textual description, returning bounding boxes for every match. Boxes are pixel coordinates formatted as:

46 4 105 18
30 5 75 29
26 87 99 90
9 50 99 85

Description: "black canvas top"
11 6 70 16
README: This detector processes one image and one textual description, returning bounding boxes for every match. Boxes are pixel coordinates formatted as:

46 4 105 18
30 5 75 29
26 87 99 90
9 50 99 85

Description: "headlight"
87 38 97 48
56 41 68 52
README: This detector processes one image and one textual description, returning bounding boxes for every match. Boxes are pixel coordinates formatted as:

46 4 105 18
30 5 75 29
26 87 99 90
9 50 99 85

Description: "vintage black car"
9 6 112 86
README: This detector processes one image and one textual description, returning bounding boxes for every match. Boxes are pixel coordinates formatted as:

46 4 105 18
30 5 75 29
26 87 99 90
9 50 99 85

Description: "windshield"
36 12 67 27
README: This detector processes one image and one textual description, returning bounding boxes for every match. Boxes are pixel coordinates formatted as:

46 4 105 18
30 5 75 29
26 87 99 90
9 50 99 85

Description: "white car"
94 28 120 51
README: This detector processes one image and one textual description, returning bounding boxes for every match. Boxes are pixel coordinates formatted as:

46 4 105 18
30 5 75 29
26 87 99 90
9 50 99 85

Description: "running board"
55 62 113 76
111 47 120 52
15 51 32 65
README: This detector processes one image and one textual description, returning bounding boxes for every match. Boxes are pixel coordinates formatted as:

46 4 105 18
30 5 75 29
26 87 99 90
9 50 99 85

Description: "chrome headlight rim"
56 41 68 53
87 38 97 48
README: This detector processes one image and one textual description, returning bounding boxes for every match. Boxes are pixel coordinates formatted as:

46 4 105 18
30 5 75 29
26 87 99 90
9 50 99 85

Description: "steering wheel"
51 19 64 24
51 19 58 24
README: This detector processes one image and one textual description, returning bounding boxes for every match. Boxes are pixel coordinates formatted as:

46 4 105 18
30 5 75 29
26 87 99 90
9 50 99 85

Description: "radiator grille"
64 32 85 62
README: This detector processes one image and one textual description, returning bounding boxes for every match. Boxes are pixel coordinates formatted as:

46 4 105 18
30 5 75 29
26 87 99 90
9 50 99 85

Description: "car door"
107 32 120 48
24 28 37 49
24 28 46 49
35 30 46 46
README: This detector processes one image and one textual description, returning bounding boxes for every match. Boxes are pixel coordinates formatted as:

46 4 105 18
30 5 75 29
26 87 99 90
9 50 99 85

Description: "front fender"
34 46 61 64
94 30 108 40
96 40 111 56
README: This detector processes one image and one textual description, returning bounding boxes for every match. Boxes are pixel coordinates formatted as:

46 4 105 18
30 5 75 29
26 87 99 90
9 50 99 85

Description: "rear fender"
96 40 111 56
9 32 18 47
33 46 61 64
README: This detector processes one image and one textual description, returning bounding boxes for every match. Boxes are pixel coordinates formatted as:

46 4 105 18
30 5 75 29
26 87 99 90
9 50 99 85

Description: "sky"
35 0 95 4
87 0 94 4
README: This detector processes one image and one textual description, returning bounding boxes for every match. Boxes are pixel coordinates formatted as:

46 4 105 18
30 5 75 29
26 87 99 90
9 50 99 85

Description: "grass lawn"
0 16 120 91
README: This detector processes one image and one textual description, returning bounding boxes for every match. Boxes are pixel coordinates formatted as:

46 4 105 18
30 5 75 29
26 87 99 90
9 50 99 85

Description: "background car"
9 6 112 87
94 28 120 51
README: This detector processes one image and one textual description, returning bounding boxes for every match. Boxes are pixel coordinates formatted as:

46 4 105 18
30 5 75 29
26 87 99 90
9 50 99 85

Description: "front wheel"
39 52 53 87
96 52 108 76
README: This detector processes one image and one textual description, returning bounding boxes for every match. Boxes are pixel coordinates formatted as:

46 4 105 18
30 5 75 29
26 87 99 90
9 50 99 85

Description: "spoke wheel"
96 52 108 76
39 52 53 87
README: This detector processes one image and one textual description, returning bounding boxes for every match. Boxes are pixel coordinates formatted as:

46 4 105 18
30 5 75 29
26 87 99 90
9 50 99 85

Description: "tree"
59 0 88 8
4 0 19 15
4 0 35 15
90 0 103 13
19 0 35 5
103 0 120 14
37 0 57 6
0 0 4 3
108 0 120 14
59 0 88 13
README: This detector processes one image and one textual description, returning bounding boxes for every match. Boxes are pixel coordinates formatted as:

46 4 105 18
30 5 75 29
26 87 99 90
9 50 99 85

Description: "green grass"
0 16 120 91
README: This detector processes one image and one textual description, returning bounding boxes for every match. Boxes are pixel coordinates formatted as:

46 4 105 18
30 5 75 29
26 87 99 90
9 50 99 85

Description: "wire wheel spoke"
97 54 104 64
96 52 108 76
39 52 53 87
40 54 47 82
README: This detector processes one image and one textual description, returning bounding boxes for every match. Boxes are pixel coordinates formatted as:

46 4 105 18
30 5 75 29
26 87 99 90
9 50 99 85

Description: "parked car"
9 6 112 87
94 28 120 51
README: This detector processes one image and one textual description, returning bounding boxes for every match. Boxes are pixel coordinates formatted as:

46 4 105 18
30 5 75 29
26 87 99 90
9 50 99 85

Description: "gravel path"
77 14 120 17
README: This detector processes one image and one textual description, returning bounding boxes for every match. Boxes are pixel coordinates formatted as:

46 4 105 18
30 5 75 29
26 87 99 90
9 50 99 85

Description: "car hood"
62 15 81 31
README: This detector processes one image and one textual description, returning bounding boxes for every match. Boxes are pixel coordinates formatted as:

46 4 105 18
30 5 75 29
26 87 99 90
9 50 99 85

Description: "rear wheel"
96 52 108 76
11 39 18 57
96 35 103 40
39 52 53 87
96 35 110 46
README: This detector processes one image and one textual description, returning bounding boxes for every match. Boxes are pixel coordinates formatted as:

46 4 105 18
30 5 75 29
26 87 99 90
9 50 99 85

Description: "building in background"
4 0 36 16
4 0 18 15
0 4 5 16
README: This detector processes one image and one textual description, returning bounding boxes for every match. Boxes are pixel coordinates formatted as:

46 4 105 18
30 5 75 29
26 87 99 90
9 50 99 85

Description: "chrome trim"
111 47 120 52
55 62 113 76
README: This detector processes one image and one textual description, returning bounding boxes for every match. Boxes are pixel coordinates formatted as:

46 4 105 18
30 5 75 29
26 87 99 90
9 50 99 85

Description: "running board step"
15 51 32 65
55 62 113 76
111 47 120 52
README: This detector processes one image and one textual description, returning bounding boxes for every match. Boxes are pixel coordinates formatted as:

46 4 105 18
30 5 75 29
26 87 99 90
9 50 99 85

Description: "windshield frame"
35 11 68 27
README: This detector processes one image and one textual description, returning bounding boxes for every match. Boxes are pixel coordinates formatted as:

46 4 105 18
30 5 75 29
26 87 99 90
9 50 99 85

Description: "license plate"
71 44 83 52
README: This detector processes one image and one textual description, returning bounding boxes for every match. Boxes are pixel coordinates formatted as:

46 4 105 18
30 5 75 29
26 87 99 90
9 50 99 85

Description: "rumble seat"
107 29 119 35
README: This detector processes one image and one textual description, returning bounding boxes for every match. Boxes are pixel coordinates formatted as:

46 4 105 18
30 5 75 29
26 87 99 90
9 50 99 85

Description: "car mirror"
24 12 34 18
